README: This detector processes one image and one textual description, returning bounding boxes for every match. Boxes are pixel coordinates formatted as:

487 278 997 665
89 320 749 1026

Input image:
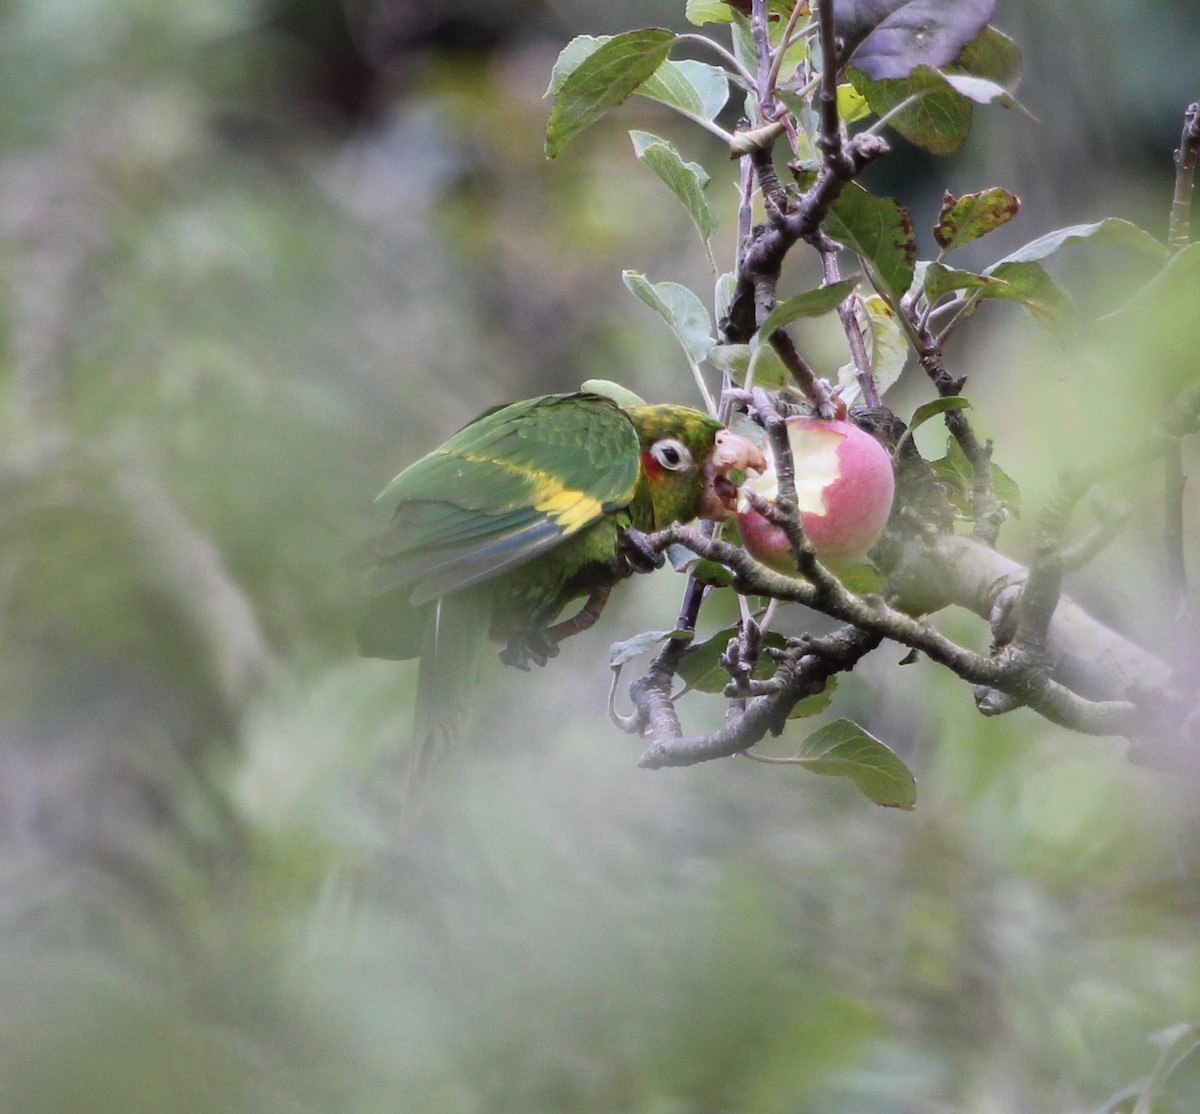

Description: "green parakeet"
358 390 765 782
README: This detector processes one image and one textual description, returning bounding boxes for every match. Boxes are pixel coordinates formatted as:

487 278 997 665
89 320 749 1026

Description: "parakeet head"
627 405 766 528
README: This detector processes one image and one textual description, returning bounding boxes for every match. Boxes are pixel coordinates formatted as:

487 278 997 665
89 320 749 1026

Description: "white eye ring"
650 438 693 471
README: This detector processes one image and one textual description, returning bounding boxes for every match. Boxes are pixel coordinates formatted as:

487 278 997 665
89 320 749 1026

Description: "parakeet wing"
412 589 491 785
370 393 641 604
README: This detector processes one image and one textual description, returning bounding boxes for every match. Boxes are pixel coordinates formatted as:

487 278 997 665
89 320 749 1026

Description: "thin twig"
1162 103 1199 607
764 6 814 105
749 0 778 117
675 32 758 91
822 249 879 405
1168 101 1200 254
769 330 835 413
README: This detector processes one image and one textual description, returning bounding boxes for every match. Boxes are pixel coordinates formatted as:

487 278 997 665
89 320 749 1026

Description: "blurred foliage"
0 0 1199 1111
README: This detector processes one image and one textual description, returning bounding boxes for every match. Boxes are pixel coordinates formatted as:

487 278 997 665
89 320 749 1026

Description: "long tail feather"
411 589 491 792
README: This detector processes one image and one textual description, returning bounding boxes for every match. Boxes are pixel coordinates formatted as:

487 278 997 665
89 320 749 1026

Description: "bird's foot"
499 632 560 671
618 529 666 575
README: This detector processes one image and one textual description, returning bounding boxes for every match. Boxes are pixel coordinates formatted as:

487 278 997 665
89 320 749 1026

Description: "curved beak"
698 429 767 521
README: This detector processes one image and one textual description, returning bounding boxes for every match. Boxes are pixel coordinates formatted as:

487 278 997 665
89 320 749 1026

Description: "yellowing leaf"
837 294 908 403
685 0 735 25
837 82 871 123
935 188 1021 252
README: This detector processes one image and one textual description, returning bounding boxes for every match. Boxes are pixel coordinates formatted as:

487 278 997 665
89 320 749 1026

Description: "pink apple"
737 417 895 566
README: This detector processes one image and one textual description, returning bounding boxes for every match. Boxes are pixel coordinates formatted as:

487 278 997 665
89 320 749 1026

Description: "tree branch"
648 525 1164 742
815 0 843 154
637 625 883 768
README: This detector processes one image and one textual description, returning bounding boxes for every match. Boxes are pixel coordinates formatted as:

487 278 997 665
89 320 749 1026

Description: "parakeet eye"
650 438 693 471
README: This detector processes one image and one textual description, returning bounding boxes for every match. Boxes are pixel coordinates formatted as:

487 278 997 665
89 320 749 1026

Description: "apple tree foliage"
545 0 1200 804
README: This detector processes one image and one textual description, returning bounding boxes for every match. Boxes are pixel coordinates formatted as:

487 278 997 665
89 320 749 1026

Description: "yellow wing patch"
415 447 614 534
533 485 605 532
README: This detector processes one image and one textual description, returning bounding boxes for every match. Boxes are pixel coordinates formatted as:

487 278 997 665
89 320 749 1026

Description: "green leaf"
1099 239 1200 327
706 343 751 376
756 278 860 344
834 563 887 596
930 436 973 514
930 437 1020 518
630 131 717 244
835 0 995 81
609 628 692 669
665 544 735 588
909 396 971 433
622 272 716 366
923 262 1012 301
990 217 1168 269
927 258 1074 329
982 261 1073 326
545 29 676 157
787 680 838 719
685 0 735 25
730 13 758 110
823 183 917 303
638 59 730 121
850 20 1027 149
848 66 972 154
791 719 917 809
714 271 738 323
893 395 970 456
837 82 872 123
707 342 792 389
544 35 606 97
580 379 647 408
990 459 1021 518
935 188 1020 251
956 25 1022 89
676 626 787 694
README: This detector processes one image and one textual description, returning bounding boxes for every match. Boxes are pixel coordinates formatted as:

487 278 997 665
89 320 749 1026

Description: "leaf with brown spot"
934 188 1021 252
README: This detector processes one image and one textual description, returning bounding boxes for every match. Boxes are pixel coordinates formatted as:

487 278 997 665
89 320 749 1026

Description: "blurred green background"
1 1 1199 1110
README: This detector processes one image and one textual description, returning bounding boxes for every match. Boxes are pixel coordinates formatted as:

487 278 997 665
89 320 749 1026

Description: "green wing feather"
411 589 491 789
369 393 642 605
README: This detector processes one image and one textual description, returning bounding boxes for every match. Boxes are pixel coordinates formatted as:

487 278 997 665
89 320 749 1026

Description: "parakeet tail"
410 590 491 792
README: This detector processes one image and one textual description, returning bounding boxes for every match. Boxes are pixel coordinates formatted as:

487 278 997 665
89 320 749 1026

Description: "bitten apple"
737 417 895 566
